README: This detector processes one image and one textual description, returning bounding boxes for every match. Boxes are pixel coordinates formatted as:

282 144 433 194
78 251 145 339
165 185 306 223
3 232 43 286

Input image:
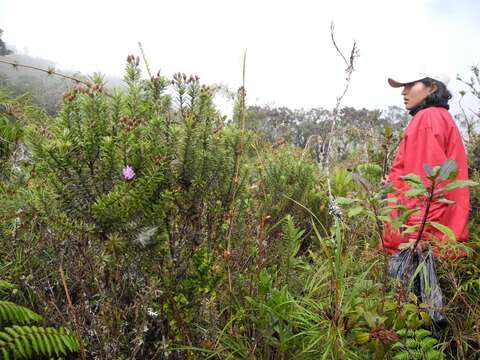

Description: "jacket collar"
409 99 450 116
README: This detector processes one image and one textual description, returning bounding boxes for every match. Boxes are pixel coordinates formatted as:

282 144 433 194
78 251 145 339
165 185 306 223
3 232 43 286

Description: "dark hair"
419 77 452 106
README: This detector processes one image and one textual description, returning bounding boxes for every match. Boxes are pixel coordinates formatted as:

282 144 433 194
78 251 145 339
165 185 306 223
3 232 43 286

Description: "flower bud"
122 165 136 181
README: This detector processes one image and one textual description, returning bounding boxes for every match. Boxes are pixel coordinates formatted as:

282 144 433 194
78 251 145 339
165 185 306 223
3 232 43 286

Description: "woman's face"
401 81 437 110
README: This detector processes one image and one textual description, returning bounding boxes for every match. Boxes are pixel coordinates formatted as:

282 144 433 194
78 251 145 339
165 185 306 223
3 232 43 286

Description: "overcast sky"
1 0 479 115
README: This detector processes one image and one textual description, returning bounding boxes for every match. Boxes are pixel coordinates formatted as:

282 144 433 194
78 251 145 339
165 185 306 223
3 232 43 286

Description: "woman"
383 72 470 254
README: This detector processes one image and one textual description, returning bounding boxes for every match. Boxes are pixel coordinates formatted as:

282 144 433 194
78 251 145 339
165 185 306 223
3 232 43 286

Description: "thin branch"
324 22 359 199
330 22 349 69
138 42 153 79
0 59 89 86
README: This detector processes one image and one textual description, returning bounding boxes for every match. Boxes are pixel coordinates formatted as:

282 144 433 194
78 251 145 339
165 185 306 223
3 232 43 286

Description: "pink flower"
122 165 135 180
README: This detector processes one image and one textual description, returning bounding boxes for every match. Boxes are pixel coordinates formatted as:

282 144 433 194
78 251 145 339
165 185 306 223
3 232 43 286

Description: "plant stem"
225 50 247 294
59 263 87 360
411 178 436 252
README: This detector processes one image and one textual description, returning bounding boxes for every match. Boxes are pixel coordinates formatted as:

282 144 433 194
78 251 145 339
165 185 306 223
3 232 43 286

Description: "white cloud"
0 0 479 115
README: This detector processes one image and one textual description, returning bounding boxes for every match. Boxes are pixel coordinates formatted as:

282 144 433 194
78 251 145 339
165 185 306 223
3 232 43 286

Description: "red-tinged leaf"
401 225 419 234
437 198 456 205
398 242 412 250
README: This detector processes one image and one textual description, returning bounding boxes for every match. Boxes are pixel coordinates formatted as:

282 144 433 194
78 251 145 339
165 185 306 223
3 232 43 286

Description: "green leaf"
400 174 423 186
14 337 27 359
384 126 393 138
21 336 32 358
393 351 411 360
420 337 438 351
391 341 404 350
423 164 435 177
363 311 380 328
0 332 13 342
1 348 9 360
447 169 459 181
28 333 39 356
44 332 53 356
442 180 478 192
348 206 364 217
438 159 457 181
425 349 444 360
352 173 371 192
405 338 418 349
335 196 357 205
355 331 371 345
405 188 427 197
430 221 456 241
397 208 421 226
49 334 61 356
34 333 46 354
414 329 431 340
0 280 16 290
4 327 18 339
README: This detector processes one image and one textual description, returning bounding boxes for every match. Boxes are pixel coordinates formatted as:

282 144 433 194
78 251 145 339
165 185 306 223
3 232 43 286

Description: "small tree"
0 29 12 56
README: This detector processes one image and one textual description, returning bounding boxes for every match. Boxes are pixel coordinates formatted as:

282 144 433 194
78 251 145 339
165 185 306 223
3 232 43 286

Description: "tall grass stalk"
226 50 248 294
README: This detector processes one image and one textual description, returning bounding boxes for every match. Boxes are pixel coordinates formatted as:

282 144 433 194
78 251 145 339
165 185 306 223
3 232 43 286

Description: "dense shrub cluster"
0 57 479 359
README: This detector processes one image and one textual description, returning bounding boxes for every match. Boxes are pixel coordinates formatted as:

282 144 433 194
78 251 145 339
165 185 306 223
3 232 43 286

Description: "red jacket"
383 106 469 253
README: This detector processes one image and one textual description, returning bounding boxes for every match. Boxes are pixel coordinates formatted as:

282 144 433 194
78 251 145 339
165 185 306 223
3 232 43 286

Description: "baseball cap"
388 71 450 88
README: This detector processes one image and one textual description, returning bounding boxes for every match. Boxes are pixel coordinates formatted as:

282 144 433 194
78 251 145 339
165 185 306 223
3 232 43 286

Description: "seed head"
328 198 342 219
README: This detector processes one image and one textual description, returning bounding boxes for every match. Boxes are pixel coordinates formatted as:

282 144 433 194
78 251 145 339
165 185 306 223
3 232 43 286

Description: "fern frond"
392 350 411 360
405 338 419 349
414 328 431 340
0 281 16 290
425 349 444 360
460 278 480 293
420 337 439 351
0 325 80 359
0 301 43 324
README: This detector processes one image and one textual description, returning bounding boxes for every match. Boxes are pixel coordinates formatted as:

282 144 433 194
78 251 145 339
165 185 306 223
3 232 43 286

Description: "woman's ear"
429 82 438 95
